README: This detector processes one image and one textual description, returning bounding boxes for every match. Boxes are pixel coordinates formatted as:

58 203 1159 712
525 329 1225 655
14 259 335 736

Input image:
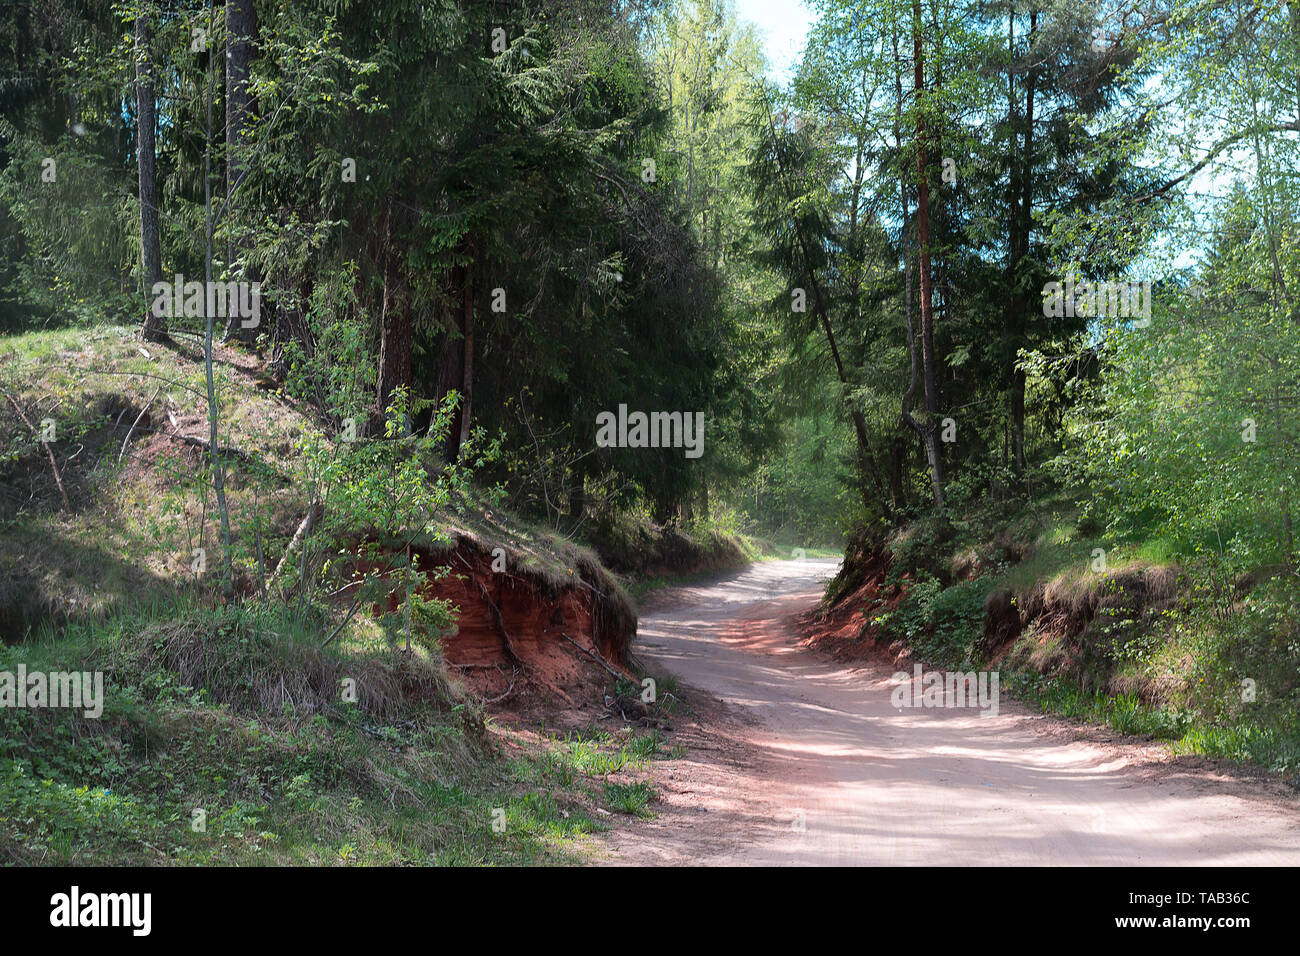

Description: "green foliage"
739 409 853 545
1174 721 1300 776
0 120 138 326
279 261 375 426
1007 674 1190 741
603 780 656 816
0 601 612 865
875 574 990 667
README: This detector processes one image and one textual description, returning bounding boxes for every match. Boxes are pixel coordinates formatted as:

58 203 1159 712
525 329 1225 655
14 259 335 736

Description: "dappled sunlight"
629 561 1300 865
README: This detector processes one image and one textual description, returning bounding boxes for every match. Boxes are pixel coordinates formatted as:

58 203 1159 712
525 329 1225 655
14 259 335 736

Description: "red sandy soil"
592 560 1300 866
355 540 639 711
793 549 911 668
434 546 625 705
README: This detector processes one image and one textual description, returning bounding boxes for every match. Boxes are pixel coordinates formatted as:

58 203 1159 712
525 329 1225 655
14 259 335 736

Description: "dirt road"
600 558 1300 865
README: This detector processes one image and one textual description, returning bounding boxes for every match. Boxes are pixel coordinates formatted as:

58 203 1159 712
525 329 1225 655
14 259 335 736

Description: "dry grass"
125 615 468 725
1003 563 1187 695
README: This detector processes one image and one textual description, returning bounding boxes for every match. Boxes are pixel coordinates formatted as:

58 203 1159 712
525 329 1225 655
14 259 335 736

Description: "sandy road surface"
600 558 1300 865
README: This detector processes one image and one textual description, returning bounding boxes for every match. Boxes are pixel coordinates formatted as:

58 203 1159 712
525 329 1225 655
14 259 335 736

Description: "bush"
877 575 991 667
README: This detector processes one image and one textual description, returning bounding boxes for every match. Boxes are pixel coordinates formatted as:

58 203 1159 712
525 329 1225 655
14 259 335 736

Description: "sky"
732 0 815 84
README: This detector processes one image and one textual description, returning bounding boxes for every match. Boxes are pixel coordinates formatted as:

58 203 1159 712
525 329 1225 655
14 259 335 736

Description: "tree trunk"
1007 7 1036 476
135 16 166 343
1003 5 1034 473
458 260 473 455
375 201 411 430
912 0 945 507
889 435 906 511
201 5 233 593
223 0 257 341
893 23 922 511
568 481 585 524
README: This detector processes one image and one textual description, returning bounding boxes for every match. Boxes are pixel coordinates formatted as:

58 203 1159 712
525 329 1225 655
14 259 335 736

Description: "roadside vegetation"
824 494 1300 778
0 324 704 864
1 0 1296 864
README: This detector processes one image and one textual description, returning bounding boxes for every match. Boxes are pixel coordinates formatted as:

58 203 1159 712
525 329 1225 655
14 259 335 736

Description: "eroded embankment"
410 531 638 706
797 531 909 665
587 519 747 579
800 530 1185 701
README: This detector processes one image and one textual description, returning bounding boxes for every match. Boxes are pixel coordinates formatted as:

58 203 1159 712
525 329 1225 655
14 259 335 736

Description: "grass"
0 593 665 865
539 728 672 781
603 781 657 816
1008 672 1300 778
1006 673 1190 740
1173 721 1300 775
0 324 312 633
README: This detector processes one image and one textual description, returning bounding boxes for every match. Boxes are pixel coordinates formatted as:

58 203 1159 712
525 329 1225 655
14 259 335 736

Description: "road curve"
628 558 1300 865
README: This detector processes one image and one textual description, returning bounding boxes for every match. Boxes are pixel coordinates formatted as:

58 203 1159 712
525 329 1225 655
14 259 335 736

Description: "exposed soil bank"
800 530 1188 701
796 533 909 666
419 531 637 706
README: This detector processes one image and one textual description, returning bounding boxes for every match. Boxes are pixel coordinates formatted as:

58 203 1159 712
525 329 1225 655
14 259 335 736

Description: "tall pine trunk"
375 200 411 431
223 0 257 342
912 0 944 507
1006 7 1036 476
136 15 166 343
201 1 233 593
893 23 920 511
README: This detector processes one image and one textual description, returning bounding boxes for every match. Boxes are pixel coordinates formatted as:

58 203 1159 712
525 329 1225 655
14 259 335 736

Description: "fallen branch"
561 631 624 679
272 500 323 582
167 430 253 461
119 387 162 465
319 598 363 649
1 384 70 511
482 664 518 705
103 418 253 462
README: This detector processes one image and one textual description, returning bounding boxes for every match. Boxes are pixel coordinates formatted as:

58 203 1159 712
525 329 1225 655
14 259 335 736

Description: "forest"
1 0 1298 867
